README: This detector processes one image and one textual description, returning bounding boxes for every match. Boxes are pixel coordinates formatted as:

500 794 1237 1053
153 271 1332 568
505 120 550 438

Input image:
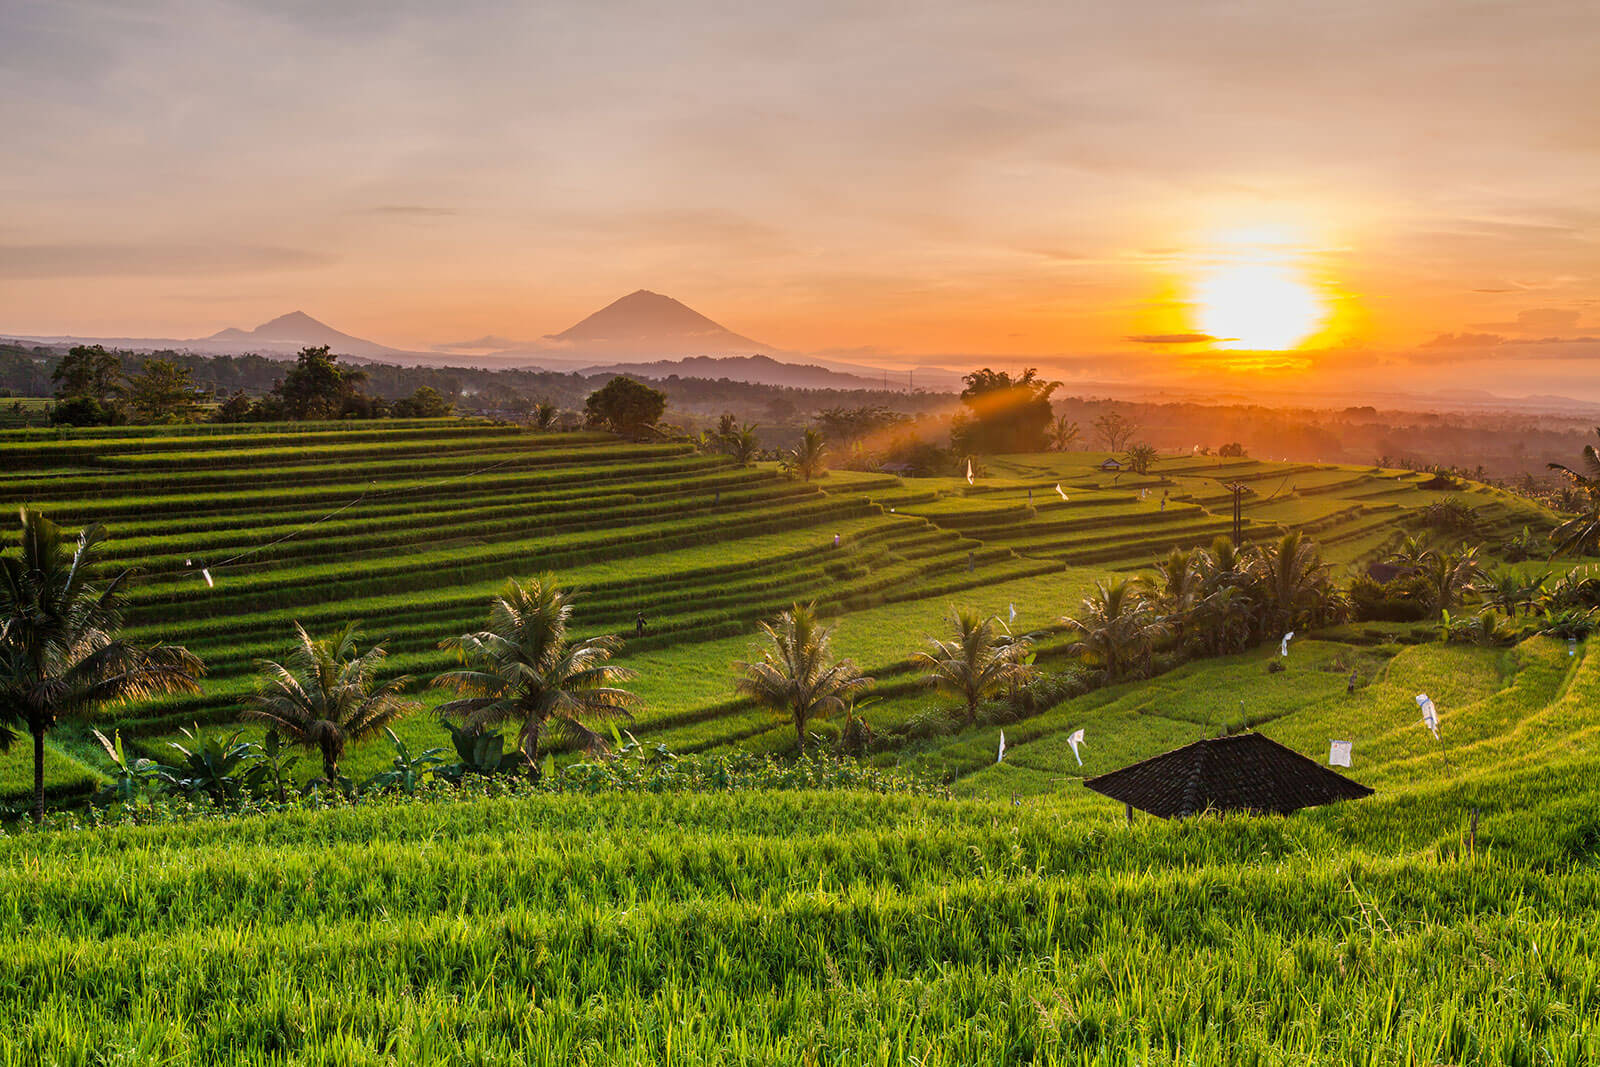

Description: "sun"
1194 261 1328 351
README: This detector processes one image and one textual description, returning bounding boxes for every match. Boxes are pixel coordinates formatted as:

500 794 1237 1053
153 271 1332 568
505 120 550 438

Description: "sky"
2 0 1597 395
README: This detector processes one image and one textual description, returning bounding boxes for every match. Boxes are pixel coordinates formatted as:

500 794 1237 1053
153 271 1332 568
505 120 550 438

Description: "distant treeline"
0 341 953 420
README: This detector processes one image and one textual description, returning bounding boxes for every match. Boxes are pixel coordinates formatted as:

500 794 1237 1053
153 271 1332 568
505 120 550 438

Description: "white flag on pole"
1280 631 1295 657
201 568 214 588
1329 740 1352 767
966 459 975 485
1416 693 1440 739
997 730 1006 763
1067 728 1085 766
1055 483 1068 501
1140 488 1148 500
1008 603 1017 623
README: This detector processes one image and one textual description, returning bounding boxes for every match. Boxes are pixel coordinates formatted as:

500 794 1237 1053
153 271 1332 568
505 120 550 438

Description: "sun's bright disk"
1194 261 1327 351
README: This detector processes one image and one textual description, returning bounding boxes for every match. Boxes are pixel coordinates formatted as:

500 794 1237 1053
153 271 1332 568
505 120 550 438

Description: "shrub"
1348 574 1434 622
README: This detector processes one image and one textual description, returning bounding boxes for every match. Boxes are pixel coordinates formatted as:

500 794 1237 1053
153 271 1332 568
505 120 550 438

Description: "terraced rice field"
5 421 1596 1064
0 425 1555 794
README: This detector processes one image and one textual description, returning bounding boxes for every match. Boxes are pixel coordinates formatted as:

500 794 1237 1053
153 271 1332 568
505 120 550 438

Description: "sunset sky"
2 0 1597 391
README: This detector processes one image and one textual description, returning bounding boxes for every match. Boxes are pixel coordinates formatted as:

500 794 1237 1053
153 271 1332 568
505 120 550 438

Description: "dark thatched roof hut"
1083 732 1373 818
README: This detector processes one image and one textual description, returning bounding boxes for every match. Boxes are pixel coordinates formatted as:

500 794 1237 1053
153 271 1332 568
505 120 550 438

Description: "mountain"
5 311 418 363
541 290 771 358
202 311 402 359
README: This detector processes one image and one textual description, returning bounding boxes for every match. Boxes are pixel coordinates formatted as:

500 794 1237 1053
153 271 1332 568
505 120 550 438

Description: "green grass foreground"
3 781 1597 1064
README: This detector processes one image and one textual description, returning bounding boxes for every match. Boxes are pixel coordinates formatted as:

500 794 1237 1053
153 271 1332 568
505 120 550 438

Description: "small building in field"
1365 562 1420 584
1097 457 1122 472
1083 732 1373 818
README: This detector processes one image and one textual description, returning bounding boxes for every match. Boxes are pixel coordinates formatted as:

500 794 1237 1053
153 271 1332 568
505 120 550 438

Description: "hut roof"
1082 732 1373 818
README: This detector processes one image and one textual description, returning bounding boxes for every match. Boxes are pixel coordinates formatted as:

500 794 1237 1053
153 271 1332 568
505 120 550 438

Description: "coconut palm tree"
917 608 1035 727
244 622 417 789
735 602 872 753
0 508 203 823
1062 579 1166 682
1141 547 1203 634
1257 530 1342 632
432 577 639 775
1388 534 1435 570
1547 430 1600 556
1422 543 1484 615
786 428 829 482
1047 415 1080 452
1474 568 1547 617
532 401 560 430
725 423 760 466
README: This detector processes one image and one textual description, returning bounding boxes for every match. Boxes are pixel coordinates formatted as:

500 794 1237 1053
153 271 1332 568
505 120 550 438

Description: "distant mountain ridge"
578 354 887 390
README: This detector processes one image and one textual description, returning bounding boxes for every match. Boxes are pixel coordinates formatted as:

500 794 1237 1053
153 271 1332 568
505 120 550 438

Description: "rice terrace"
4 408 1599 1064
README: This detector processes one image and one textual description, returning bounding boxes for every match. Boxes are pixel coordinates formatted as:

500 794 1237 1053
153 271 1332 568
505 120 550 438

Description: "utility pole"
1223 481 1246 547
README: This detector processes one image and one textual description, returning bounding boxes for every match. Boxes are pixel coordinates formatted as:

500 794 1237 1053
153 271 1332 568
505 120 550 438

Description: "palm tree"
1388 534 1435 570
917 608 1035 727
1257 530 1341 632
786 428 828 482
1548 430 1600 555
1141 547 1202 629
1047 416 1080 452
735 602 872 753
725 423 760 466
0 508 203 823
1475 568 1547 616
432 577 639 775
1062 579 1166 682
244 622 417 788
1124 442 1159 475
1422 543 1484 615
532 401 560 430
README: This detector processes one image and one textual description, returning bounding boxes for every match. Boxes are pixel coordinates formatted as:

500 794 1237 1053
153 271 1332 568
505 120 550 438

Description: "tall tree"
949 368 1060 454
432 578 639 774
1093 410 1138 452
735 603 872 754
0 509 203 822
50 344 123 403
244 623 417 788
584 376 667 436
917 608 1035 727
127 358 205 422
273 346 368 420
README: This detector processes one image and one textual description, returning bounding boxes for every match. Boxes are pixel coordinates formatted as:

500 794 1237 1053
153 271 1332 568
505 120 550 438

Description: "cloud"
1420 332 1505 348
1126 333 1223 344
364 204 458 217
1472 308 1584 334
0 243 333 280
433 335 525 351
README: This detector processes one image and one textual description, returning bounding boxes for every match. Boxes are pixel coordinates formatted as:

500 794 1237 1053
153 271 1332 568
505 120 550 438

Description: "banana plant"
437 720 519 781
92 728 167 808
257 729 300 804
159 724 265 806
367 727 448 795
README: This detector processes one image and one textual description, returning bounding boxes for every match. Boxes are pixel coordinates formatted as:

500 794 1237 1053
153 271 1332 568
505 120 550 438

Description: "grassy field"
3 634 1599 1062
3 420 1595 1063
